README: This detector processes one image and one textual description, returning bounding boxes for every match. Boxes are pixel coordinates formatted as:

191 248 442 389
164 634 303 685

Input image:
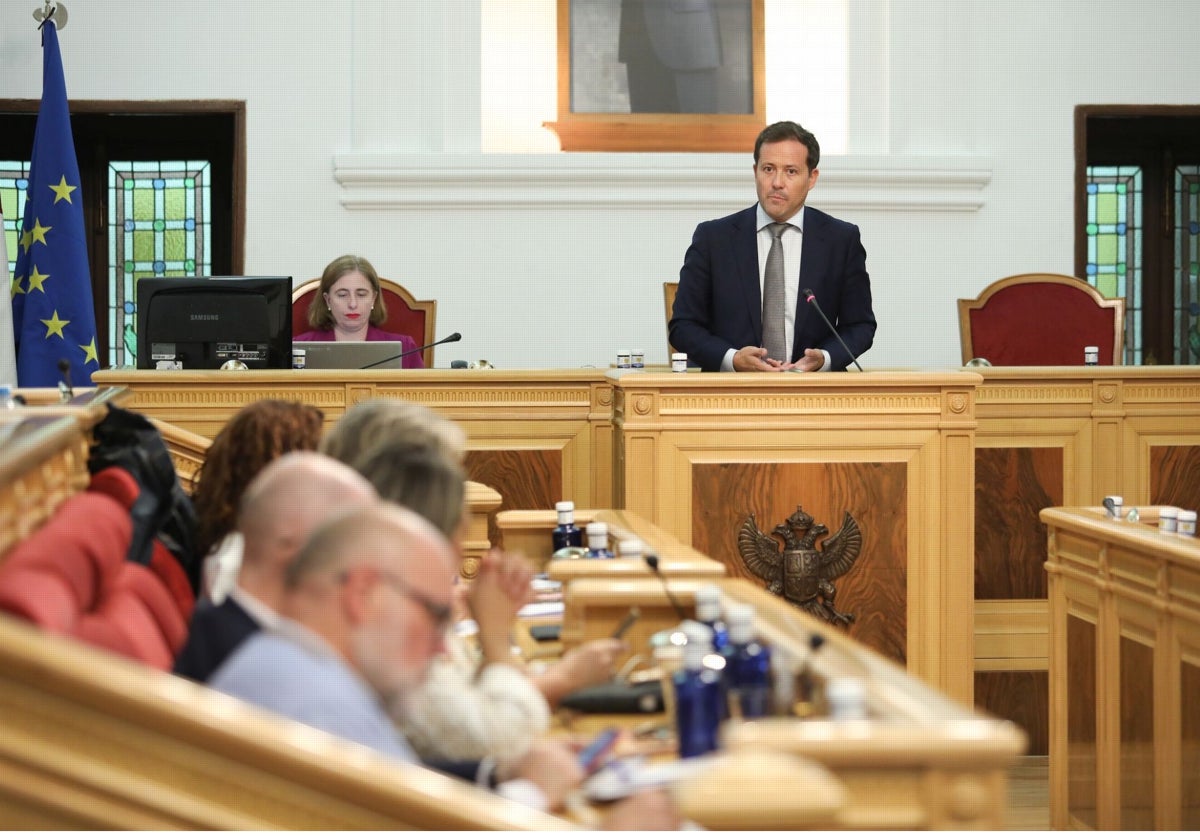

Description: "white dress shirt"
720 204 830 371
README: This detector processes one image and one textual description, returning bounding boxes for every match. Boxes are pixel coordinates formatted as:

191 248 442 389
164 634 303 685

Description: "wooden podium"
607 370 981 703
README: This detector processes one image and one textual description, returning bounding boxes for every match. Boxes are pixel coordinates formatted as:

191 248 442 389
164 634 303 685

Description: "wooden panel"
1119 632 1155 830
975 670 1048 755
1066 611 1098 828
1183 653 1200 829
1150 444 1200 511
691 461 907 664
464 449 561 551
975 446 1062 600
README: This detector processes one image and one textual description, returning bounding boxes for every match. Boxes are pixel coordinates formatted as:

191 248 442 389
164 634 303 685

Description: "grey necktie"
761 222 789 361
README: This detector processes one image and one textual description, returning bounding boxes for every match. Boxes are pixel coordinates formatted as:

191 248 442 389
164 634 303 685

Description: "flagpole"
33 2 68 30
15 0 98 388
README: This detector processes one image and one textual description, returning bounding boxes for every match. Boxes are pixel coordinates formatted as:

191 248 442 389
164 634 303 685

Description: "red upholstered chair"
291 277 438 368
957 273 1126 366
0 489 189 669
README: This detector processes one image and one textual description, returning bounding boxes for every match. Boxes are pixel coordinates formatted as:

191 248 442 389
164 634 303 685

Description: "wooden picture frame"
544 0 766 152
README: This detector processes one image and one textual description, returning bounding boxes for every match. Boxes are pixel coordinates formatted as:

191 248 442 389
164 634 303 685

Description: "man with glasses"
209 499 677 825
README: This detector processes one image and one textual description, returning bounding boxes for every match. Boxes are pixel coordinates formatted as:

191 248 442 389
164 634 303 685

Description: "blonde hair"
352 442 466 539
320 398 467 466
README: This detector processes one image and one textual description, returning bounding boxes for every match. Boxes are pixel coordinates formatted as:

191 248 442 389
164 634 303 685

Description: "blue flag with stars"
12 18 99 388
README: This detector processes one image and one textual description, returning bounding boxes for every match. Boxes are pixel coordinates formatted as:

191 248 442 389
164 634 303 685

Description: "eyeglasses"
350 564 456 628
371 567 453 633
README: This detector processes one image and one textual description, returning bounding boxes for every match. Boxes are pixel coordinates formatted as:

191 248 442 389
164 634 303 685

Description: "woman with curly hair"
191 399 325 602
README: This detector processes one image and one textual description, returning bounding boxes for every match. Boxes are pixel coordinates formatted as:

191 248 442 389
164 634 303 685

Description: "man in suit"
172 452 378 682
669 120 877 372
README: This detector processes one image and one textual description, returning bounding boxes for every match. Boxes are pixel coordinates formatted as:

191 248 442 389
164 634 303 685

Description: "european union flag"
12 18 98 388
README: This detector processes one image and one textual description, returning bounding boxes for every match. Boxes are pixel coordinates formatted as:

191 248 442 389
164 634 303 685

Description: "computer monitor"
135 275 293 370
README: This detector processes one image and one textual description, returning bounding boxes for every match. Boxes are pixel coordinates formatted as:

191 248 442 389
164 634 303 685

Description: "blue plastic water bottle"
552 501 583 552
694 584 729 651
673 621 723 758
721 603 772 719
584 521 614 558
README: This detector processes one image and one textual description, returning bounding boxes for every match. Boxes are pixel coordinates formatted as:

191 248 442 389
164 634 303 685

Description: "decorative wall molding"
333 153 991 213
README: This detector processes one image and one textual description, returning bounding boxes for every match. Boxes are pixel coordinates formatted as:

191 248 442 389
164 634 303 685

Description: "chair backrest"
957 273 1125 366
664 281 679 358
0 483 189 670
292 277 438 368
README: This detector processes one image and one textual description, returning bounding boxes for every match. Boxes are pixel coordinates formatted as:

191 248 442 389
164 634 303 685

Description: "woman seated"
351 437 627 765
294 254 424 368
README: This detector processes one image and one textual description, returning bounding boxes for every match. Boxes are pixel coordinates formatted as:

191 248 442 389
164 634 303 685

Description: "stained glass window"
1174 165 1200 365
108 160 211 368
1085 166 1142 364
1 162 32 286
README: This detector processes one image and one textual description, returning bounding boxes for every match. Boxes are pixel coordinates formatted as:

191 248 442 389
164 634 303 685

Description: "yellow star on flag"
49 175 77 204
41 310 69 339
79 337 98 365
26 265 50 294
19 228 32 254
29 218 52 247
12 274 24 296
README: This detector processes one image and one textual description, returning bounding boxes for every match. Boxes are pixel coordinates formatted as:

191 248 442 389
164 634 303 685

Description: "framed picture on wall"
544 0 766 152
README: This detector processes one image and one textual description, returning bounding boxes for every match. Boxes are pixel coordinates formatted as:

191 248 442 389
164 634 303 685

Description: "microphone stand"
802 289 864 372
360 332 462 369
644 553 687 622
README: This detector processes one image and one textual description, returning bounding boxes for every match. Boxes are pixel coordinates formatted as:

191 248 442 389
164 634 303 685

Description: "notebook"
293 341 411 370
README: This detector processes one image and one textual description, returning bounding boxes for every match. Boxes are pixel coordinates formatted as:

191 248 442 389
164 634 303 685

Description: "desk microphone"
644 553 687 622
802 289 864 372
57 358 74 402
360 332 462 369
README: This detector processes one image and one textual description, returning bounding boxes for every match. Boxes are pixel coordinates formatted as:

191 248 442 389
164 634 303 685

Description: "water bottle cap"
617 538 643 557
555 501 575 512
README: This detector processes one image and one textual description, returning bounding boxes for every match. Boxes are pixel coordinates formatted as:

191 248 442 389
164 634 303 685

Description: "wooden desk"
92 369 614 547
974 366 1200 754
1043 505 1200 830
561 576 1026 830
497 508 726 579
608 369 981 704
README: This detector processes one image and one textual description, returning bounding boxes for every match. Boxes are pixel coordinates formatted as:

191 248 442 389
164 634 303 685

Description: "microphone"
644 553 687 622
802 289 864 372
57 358 74 402
360 332 462 369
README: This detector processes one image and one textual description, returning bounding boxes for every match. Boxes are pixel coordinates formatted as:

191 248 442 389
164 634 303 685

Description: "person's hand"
733 345 785 371
779 347 825 372
500 738 586 813
467 549 532 666
535 638 628 707
599 788 681 830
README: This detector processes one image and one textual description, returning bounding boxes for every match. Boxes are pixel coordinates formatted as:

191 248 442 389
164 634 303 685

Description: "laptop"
293 341 411 370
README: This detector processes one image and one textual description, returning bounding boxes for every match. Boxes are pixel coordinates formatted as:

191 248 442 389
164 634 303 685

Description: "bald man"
172 452 377 682
210 500 680 826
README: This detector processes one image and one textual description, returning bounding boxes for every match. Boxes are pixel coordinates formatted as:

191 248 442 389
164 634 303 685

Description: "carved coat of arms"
737 505 862 627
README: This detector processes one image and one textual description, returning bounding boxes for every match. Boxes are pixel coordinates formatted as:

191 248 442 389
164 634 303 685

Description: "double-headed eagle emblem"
737 505 862 627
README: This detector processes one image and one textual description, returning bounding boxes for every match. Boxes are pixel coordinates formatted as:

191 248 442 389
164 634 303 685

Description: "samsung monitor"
135 275 293 370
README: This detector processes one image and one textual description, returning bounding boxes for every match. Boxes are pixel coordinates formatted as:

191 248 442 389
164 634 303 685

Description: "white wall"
5 0 1199 370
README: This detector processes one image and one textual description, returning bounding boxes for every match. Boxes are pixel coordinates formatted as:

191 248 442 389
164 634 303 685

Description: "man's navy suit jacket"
669 204 877 372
